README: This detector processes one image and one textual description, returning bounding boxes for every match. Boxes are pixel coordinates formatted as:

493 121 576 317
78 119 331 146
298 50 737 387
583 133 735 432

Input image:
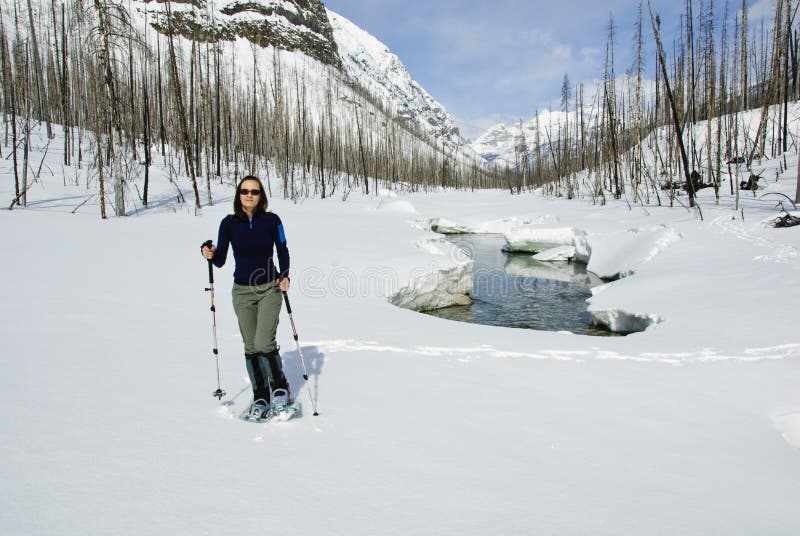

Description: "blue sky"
325 0 771 140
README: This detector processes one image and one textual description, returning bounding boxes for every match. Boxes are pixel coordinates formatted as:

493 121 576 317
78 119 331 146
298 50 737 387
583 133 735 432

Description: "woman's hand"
278 277 290 292
201 244 216 260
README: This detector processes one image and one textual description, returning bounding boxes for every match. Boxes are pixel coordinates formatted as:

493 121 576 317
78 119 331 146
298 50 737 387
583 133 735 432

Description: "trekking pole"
282 291 319 416
202 240 226 400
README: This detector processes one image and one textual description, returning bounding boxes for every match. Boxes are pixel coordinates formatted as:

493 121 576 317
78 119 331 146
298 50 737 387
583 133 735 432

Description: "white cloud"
579 47 601 61
523 28 554 46
748 0 776 22
552 44 573 61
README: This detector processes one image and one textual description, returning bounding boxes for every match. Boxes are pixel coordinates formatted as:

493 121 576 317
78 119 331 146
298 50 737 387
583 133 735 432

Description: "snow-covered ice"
532 244 577 261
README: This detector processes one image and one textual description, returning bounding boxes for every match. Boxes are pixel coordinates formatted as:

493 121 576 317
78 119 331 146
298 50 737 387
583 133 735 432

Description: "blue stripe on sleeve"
277 224 286 244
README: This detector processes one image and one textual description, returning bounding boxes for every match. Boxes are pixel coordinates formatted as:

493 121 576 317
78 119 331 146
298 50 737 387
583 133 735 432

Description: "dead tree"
25 0 52 138
164 0 200 211
0 12 20 207
648 0 696 208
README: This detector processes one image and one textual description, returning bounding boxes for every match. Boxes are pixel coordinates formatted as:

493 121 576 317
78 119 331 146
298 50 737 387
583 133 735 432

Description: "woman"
201 175 291 418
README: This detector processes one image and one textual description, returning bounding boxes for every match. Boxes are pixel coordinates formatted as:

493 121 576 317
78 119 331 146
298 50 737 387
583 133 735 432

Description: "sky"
325 0 775 141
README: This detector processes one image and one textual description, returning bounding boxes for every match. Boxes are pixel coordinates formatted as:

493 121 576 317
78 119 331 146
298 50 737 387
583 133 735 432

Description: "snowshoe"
239 390 299 424
240 398 270 422
266 388 299 422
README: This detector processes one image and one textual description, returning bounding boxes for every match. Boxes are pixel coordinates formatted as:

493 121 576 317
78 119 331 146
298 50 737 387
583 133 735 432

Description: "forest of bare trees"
511 0 800 207
0 0 514 217
1 1 799 219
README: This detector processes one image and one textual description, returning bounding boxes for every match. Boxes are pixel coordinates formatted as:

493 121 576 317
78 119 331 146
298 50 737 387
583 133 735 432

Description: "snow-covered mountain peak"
470 123 520 164
471 108 591 166
471 77 657 167
328 9 465 147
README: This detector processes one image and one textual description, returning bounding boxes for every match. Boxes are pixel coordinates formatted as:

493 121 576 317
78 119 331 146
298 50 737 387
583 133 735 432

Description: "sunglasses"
239 189 261 196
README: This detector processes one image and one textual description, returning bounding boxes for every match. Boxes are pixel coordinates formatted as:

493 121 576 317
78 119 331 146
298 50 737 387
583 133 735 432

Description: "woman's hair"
233 175 268 219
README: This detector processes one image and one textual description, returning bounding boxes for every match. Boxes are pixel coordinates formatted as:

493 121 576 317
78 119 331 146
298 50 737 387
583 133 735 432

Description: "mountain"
470 109 581 168
471 77 657 167
134 0 467 150
144 0 341 67
327 10 464 147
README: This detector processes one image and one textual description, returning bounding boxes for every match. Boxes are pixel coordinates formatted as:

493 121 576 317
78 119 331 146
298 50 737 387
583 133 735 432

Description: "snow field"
2 121 800 534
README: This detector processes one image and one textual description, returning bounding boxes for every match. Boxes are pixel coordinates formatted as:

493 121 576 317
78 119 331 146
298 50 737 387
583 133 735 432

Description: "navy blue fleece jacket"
212 211 290 286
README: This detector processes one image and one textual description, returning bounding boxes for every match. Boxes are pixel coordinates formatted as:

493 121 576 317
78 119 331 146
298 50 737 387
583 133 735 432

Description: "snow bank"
587 281 663 333
415 238 447 255
429 214 559 235
587 225 683 280
502 226 591 262
589 308 663 333
532 245 577 261
374 198 416 213
430 217 473 234
389 262 473 311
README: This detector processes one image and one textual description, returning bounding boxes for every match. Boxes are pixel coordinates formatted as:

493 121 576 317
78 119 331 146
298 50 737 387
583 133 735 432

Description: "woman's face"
239 179 261 212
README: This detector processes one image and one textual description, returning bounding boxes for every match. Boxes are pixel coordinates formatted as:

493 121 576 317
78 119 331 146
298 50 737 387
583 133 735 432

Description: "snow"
429 216 473 234
589 308 663 333
774 412 800 450
585 225 683 280
501 226 581 251
430 214 560 235
500 226 591 262
532 244 577 261
327 9 468 149
3 120 800 535
389 262 473 311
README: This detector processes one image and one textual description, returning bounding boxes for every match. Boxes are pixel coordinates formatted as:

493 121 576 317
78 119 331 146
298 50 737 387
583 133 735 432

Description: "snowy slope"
120 0 470 150
2 121 800 534
327 9 466 148
3 1 471 155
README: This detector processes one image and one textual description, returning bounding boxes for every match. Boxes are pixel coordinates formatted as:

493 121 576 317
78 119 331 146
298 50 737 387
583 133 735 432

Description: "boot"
262 348 290 392
245 352 271 403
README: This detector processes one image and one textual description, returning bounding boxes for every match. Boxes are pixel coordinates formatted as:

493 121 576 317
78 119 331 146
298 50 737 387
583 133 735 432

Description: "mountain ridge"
133 0 469 151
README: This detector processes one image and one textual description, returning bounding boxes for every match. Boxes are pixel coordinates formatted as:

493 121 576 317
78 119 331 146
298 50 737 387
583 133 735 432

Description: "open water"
423 234 619 336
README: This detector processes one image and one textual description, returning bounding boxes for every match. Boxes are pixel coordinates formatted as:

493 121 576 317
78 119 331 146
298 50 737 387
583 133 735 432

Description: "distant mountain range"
469 77 657 168
469 110 579 167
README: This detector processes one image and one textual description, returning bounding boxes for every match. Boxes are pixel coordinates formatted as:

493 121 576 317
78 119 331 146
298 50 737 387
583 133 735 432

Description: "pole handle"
201 240 214 284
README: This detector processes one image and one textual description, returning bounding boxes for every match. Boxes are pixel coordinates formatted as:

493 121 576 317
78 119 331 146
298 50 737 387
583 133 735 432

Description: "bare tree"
164 0 200 211
648 0 696 208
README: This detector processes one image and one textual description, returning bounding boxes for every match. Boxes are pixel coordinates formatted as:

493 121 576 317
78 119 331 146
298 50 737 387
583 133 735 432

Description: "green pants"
231 282 283 355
